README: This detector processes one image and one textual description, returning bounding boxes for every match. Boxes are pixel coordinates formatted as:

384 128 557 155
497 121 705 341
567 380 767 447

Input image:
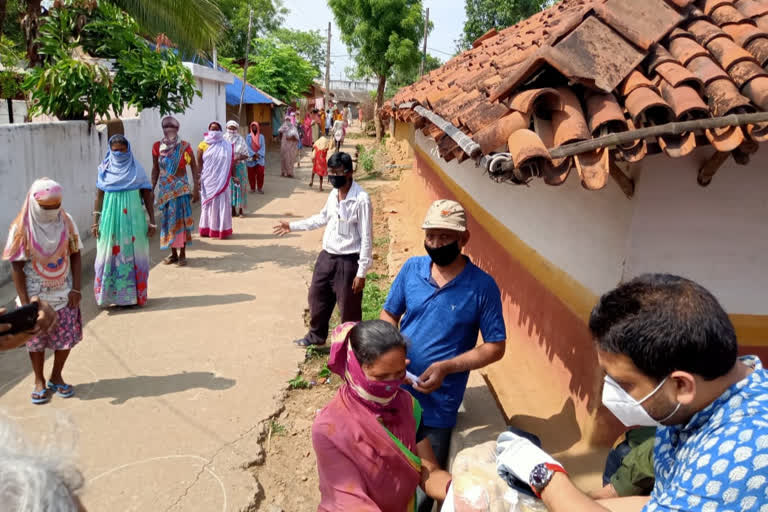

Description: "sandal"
177 258 187 267
31 388 52 405
47 381 75 398
294 337 325 348
164 255 178 265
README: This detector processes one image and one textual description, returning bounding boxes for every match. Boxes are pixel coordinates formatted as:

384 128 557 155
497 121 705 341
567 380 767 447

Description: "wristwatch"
529 462 567 498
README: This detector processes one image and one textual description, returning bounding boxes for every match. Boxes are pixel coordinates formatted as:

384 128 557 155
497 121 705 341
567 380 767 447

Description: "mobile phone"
0 302 40 335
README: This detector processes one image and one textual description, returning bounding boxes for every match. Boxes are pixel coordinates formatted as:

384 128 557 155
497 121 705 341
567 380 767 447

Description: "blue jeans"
415 426 452 512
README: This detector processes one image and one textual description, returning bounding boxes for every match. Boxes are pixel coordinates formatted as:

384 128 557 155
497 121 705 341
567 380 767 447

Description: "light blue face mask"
602 375 681 427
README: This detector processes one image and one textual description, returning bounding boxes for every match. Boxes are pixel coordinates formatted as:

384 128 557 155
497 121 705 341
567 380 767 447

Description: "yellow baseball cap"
422 199 467 232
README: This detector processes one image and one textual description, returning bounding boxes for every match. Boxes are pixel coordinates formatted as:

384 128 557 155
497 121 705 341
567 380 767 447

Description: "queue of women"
0 112 288 405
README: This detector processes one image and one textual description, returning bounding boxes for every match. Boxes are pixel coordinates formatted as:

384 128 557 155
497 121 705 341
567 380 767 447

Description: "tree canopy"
215 0 287 58
23 2 199 122
459 0 552 50
1 0 227 61
220 37 317 102
328 0 427 138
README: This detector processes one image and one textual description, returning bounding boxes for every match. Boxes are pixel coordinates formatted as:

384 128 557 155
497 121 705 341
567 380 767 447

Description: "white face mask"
38 207 61 224
602 375 681 427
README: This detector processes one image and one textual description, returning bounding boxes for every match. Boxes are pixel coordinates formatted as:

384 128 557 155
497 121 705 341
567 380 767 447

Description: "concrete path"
0 152 329 511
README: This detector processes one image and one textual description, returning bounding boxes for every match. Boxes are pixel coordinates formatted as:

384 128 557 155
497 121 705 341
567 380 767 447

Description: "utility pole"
212 44 218 70
238 8 254 121
324 22 331 110
420 8 429 77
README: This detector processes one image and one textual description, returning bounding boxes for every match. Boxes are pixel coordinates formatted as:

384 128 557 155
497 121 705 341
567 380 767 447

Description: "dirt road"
0 149 330 511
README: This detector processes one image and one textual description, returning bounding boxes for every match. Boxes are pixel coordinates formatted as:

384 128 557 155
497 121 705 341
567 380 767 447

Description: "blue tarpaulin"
226 76 273 106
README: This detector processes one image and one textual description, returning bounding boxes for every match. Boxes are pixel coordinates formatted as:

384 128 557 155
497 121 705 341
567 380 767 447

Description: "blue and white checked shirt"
645 356 768 512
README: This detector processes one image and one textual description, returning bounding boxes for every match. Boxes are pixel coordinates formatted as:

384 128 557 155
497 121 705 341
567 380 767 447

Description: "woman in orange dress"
310 136 330 191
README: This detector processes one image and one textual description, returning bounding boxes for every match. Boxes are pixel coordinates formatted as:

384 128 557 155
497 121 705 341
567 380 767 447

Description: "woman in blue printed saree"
312 321 452 511
93 135 155 307
152 116 198 266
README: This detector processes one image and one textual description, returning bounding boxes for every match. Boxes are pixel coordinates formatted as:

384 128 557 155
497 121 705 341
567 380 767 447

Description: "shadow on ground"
76 371 235 405
104 293 256 315
190 243 315 274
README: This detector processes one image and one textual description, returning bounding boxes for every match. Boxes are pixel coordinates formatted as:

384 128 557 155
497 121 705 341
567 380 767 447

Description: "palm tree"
108 0 226 53
21 0 226 64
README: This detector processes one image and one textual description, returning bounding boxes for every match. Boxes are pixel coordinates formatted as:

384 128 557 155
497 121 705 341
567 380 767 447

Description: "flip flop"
163 255 178 265
177 258 187 267
47 381 75 398
31 388 52 405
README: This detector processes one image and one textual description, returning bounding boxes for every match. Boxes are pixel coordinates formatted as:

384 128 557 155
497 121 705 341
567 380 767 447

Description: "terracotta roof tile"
705 31 756 69
735 0 768 17
507 129 552 171
659 79 710 118
551 87 591 146
668 35 710 66
386 0 768 190
585 92 628 135
704 0 737 16
655 61 705 91
686 55 731 84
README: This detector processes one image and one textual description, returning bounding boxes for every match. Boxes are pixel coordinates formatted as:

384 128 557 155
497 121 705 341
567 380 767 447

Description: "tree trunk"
0 0 8 39
23 0 42 66
374 74 387 142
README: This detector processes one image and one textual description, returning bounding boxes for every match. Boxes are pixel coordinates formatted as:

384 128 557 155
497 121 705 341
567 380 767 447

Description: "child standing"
3 178 84 404
310 136 330 191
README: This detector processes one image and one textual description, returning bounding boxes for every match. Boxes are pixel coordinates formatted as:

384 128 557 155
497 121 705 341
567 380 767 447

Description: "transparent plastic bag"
444 441 548 512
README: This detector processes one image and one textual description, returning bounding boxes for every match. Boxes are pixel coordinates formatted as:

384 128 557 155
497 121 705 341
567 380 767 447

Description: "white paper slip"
406 371 420 384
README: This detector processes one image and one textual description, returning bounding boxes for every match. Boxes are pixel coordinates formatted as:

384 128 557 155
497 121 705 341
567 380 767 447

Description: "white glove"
495 431 560 487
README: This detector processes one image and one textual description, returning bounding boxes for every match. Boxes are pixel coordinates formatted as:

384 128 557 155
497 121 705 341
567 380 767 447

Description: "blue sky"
282 0 466 80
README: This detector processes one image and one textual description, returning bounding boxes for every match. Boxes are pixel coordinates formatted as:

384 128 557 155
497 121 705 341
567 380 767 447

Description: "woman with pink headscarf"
312 321 452 511
278 112 300 178
3 179 84 404
197 121 235 239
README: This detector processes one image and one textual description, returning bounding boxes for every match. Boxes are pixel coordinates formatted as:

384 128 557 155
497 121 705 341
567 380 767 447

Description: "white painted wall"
0 64 232 285
414 131 635 296
624 147 768 314
415 130 768 315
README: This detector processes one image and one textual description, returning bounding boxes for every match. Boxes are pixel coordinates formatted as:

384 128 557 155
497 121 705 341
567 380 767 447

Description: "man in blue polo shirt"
381 199 506 512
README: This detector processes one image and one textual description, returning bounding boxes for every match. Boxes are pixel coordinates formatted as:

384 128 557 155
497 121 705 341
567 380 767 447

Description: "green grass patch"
362 279 389 321
288 374 311 390
374 236 390 248
270 420 287 436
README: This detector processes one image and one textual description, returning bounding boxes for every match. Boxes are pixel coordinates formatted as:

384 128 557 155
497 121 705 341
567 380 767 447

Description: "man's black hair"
327 152 354 173
589 273 737 381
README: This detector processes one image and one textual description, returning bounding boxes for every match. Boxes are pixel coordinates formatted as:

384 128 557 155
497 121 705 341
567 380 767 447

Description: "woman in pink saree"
313 321 451 511
278 113 299 178
196 121 235 239
302 112 314 147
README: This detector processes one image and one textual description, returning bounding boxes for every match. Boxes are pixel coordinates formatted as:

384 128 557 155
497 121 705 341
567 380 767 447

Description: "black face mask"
425 241 461 267
329 175 349 189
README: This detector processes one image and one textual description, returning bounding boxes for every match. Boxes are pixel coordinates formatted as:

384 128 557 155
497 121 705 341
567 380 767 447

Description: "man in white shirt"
274 152 373 346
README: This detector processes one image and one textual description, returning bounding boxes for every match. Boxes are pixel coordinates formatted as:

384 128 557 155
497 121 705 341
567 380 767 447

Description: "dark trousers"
306 250 363 345
415 426 453 512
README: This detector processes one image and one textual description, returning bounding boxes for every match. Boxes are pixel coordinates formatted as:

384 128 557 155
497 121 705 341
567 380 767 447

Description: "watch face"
530 463 553 491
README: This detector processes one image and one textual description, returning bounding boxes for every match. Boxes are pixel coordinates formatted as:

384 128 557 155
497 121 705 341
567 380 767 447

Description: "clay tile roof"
385 0 768 190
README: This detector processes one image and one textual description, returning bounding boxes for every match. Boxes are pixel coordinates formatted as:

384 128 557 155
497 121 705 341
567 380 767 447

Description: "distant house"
225 75 285 141
383 0 768 452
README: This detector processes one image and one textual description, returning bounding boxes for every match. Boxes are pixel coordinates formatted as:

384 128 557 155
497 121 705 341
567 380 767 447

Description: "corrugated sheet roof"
384 0 768 189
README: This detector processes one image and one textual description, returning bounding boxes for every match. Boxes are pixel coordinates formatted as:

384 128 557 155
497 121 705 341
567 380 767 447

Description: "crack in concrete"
163 396 288 511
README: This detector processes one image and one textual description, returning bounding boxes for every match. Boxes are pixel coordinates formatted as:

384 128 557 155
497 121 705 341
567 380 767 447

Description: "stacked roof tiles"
383 0 768 189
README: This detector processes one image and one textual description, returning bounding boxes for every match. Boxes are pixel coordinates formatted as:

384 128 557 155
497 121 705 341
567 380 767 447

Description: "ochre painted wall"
401 146 622 452
393 121 768 454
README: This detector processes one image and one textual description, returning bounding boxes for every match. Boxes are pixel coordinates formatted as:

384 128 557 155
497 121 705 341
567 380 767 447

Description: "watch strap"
531 463 567 498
